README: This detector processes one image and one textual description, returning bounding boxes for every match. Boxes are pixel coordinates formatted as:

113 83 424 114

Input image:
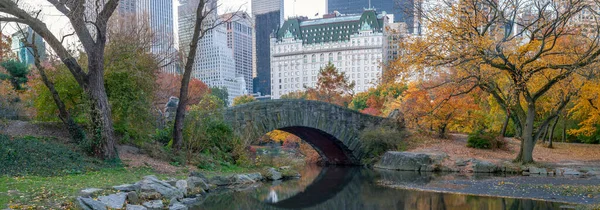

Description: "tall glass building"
327 0 419 34
11 27 46 66
251 0 284 96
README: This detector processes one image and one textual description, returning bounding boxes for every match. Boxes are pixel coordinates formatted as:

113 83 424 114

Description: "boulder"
528 167 548 174
176 180 188 195
127 191 140 204
165 177 178 187
374 152 448 172
138 175 184 199
265 168 282 180
233 174 256 184
209 175 236 186
181 197 203 205
557 168 581 176
472 160 499 173
126 204 147 210
114 184 140 192
77 197 107 210
79 188 103 198
139 191 162 200
143 200 164 210
169 203 188 210
98 193 127 209
187 176 209 194
189 171 208 180
246 173 263 182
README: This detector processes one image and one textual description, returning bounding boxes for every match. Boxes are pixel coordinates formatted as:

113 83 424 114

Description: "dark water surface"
196 166 572 210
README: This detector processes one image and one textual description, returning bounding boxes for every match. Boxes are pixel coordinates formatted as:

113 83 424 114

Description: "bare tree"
0 0 120 159
172 0 241 151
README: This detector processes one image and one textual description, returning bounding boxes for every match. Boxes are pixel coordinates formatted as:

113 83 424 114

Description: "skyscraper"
327 0 419 34
179 0 245 105
252 0 284 96
137 0 176 73
11 27 46 66
223 13 254 94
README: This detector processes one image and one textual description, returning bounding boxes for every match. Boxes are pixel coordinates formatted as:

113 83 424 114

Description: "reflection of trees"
196 168 565 210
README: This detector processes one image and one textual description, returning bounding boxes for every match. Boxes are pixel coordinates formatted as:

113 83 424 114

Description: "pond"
196 166 573 210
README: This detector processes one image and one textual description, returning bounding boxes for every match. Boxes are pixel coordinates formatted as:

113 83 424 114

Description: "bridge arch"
224 100 400 165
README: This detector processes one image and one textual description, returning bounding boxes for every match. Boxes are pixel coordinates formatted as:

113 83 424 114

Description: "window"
328 53 333 62
320 54 324 62
303 55 307 63
337 52 342 61
311 54 316 63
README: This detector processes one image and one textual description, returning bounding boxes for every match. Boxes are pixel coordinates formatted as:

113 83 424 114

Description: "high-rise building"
327 0 420 34
223 13 253 94
137 0 176 73
270 10 401 99
179 0 245 105
11 27 46 66
252 0 284 96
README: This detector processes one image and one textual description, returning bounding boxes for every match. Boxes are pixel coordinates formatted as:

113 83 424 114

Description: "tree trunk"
501 114 510 137
549 116 559 148
541 123 549 143
29 37 86 143
34 60 86 143
515 104 536 163
562 112 567 142
172 0 207 152
87 57 118 160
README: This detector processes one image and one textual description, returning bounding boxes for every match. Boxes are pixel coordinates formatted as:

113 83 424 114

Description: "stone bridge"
223 99 403 165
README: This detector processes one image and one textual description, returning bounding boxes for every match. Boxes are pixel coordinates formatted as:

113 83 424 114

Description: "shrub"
360 126 406 165
467 130 506 150
0 135 106 176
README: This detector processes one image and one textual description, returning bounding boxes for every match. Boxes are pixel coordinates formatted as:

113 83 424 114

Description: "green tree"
232 95 256 106
210 87 229 107
306 62 355 106
0 60 29 90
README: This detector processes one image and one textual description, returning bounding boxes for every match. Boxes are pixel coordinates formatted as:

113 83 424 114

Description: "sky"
222 0 327 19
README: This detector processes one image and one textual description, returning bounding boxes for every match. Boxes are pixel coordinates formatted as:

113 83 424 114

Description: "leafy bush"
0 135 106 176
360 126 406 165
467 130 506 149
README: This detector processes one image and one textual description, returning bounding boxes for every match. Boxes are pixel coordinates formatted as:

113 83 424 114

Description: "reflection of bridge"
224 100 402 165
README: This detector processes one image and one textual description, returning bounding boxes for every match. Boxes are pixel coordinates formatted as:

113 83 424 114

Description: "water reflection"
197 166 569 210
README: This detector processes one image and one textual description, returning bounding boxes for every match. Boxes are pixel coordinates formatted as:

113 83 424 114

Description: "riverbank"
377 170 600 207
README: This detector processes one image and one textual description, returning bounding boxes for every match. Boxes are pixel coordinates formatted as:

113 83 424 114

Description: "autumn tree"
154 73 209 110
0 59 29 90
306 62 355 106
232 95 256 106
393 0 600 163
0 0 122 159
173 0 241 151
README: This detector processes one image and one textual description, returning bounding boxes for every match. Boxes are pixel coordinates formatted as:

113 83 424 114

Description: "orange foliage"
154 73 209 107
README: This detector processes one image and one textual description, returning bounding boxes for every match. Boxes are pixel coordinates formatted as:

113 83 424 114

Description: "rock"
234 174 256 184
187 176 209 194
472 160 499 173
114 183 140 192
139 191 162 200
189 171 208 180
126 204 147 210
265 168 282 180
374 152 448 172
176 180 188 195
169 203 188 210
455 159 468 167
143 200 164 210
529 167 548 174
98 193 127 209
522 171 531 176
79 188 103 197
209 175 236 186
138 175 184 199
77 197 107 210
246 173 263 181
181 197 202 205
557 168 581 176
165 177 178 186
127 191 140 205
279 166 291 170
587 170 600 176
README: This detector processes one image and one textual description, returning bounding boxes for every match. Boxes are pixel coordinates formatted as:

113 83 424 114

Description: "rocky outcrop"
77 197 107 210
265 168 283 180
138 175 184 199
98 193 127 209
374 152 448 172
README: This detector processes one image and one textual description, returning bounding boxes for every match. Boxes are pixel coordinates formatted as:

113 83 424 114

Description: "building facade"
270 10 398 99
327 0 419 34
11 27 46 66
137 0 176 73
252 0 284 96
178 0 244 105
223 13 254 94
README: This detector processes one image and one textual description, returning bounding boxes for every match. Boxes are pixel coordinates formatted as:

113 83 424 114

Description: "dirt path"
407 133 600 168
